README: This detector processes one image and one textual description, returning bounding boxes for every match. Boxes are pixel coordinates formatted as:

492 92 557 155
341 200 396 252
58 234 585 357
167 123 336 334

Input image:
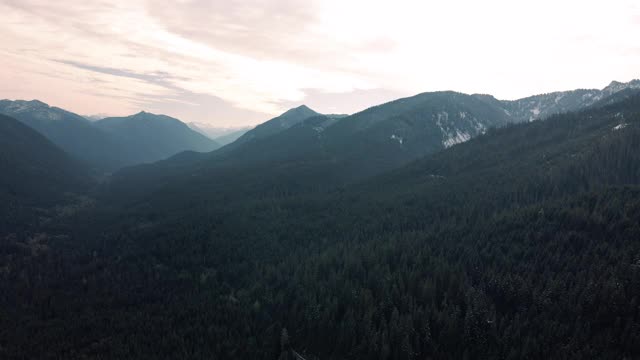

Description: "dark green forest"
2 94 640 359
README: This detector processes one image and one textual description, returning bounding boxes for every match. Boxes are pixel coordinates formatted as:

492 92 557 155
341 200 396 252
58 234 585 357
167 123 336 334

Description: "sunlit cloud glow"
0 0 638 126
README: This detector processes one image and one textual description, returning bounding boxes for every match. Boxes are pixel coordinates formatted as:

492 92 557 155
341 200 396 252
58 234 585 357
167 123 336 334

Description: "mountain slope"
95 111 220 166
0 99 125 169
0 114 89 233
319 91 513 175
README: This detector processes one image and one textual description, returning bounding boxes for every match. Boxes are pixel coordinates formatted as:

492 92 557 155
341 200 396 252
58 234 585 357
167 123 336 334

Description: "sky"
1 0 639 127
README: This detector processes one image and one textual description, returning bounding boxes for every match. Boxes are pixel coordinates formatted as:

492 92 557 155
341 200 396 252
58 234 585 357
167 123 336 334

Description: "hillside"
0 114 89 233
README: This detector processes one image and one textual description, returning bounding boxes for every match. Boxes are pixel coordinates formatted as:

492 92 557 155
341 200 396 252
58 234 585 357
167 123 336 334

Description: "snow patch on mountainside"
434 112 449 134
612 123 628 131
390 134 403 145
473 119 487 133
443 131 471 148
529 107 541 122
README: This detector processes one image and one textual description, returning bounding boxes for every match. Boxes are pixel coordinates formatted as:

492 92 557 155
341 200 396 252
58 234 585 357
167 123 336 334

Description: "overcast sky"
1 0 639 126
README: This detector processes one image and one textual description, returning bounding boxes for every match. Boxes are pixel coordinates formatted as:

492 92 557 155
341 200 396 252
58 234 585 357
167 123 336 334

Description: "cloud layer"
1 0 639 125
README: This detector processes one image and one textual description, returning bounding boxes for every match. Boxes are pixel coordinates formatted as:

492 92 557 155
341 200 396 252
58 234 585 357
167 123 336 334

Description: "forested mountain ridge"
3 93 640 359
317 91 513 170
109 80 639 205
475 78 640 122
0 114 90 234
104 91 515 204
102 114 342 206
3 79 636 175
227 105 320 148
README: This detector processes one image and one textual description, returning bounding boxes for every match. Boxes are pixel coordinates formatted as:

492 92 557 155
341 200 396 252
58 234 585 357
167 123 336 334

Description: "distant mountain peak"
132 110 155 117
127 111 183 124
224 105 322 148
603 79 640 93
282 104 318 116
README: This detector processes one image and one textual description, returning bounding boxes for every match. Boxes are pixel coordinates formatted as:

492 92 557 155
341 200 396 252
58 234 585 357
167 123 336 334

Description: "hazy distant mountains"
0 100 219 170
213 128 252 146
2 79 638 177
187 123 252 145
95 112 220 166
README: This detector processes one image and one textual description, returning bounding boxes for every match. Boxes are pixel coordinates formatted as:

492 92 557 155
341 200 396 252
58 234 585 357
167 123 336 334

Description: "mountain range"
105 79 640 205
2 78 640 360
0 101 220 171
3 79 638 176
